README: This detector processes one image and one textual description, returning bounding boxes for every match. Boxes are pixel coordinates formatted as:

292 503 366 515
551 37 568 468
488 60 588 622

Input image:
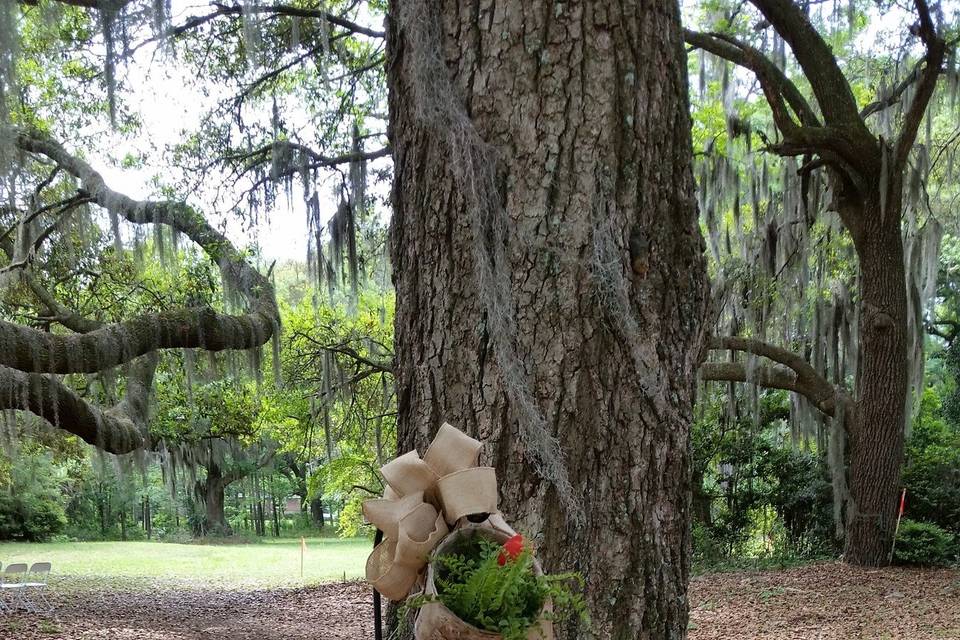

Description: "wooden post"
145 495 152 540
272 495 280 537
300 536 306 579
888 488 908 563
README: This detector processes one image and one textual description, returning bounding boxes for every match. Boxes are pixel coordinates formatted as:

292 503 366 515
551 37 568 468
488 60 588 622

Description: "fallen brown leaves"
689 562 960 639
2 563 957 639
0 577 372 640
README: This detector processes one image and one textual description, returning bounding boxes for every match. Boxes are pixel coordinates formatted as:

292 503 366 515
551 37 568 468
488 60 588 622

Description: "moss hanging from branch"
0 128 280 452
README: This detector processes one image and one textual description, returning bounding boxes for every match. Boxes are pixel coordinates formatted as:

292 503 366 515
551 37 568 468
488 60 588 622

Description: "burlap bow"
363 423 500 601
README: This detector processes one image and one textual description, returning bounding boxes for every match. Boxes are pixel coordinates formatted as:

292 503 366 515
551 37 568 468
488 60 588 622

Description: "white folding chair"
22 563 52 614
0 563 27 613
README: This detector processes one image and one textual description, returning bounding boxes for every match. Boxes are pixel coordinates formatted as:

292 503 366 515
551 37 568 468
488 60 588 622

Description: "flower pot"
414 523 554 640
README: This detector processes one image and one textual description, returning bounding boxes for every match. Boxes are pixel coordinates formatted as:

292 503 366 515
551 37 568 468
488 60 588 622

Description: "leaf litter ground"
688 562 960 639
3 562 958 639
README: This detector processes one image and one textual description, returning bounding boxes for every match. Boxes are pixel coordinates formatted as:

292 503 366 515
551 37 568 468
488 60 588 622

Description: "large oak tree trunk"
388 1 708 637
845 193 908 566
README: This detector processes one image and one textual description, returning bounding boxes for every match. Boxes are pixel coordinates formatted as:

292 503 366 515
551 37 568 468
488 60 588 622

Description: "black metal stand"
373 528 384 640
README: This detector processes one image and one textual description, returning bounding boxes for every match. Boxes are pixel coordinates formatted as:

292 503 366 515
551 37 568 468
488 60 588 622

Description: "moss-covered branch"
0 353 157 454
701 336 854 423
4 129 280 374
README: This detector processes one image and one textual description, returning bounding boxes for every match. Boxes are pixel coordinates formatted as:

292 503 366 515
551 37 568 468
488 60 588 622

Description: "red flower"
498 534 525 566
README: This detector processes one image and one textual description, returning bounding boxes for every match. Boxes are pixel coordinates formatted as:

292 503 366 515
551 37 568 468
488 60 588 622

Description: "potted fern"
410 525 588 640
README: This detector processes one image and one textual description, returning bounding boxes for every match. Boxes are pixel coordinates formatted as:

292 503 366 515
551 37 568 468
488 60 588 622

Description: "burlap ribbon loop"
382 451 438 497
363 491 424 540
437 467 498 525
395 505 448 568
363 423 498 601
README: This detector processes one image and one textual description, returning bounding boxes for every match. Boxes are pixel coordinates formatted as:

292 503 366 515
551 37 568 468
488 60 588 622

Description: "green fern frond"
418 532 589 640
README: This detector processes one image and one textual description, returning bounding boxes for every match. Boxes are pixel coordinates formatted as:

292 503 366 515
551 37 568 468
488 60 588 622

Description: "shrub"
903 408 960 535
22 496 67 541
337 496 365 538
763 449 836 555
0 494 66 541
0 496 19 539
692 522 727 568
893 519 956 566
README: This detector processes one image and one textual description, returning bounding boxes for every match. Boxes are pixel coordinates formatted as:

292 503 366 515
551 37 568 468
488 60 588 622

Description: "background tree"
0 0 397 544
687 0 957 565
283 291 395 535
0 0 395 456
153 375 276 535
0 128 280 453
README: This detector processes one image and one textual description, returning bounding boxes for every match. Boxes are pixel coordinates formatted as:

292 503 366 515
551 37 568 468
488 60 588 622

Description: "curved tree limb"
701 336 854 423
894 0 947 170
684 28 868 189
747 0 875 149
0 270 159 453
700 361 805 395
0 304 273 374
21 272 103 334
0 235 156 454
860 58 927 119
4 129 280 374
0 353 157 454
684 28 820 128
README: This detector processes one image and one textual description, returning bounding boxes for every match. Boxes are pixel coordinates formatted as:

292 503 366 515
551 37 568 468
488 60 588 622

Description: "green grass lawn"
0 537 369 588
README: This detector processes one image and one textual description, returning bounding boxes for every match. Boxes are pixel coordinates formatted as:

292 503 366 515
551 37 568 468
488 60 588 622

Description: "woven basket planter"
413 524 554 640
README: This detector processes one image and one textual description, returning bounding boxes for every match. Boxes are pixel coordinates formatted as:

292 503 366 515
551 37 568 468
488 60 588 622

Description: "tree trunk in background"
845 192 908 566
199 462 232 536
691 470 712 528
388 1 708 637
285 459 316 526
97 484 108 538
142 496 152 540
272 496 281 536
310 497 325 527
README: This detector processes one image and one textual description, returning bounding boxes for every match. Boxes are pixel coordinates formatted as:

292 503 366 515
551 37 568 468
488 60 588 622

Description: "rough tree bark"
845 193 909 565
688 0 946 566
389 1 708 637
